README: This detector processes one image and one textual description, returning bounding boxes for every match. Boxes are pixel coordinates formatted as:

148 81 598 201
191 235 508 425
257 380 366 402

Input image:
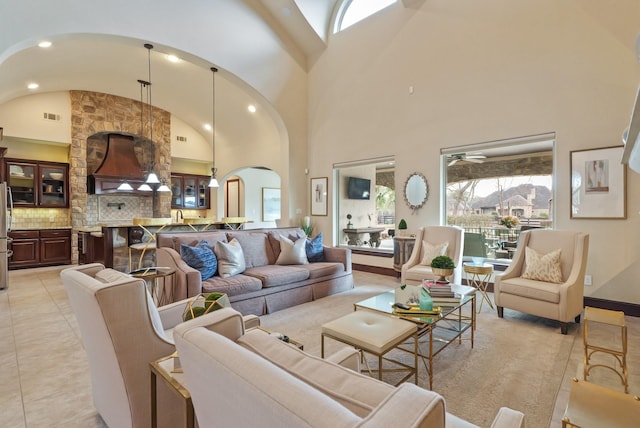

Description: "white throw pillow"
214 238 246 278
276 235 309 265
420 241 448 266
521 247 563 283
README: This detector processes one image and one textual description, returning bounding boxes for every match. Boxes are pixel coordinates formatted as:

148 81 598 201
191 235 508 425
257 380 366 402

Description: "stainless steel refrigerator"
0 183 13 289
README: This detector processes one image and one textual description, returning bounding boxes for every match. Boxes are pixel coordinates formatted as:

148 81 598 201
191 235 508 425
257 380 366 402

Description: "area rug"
260 283 577 428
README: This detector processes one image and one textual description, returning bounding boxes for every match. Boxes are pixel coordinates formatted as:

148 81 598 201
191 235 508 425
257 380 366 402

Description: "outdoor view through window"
444 137 554 262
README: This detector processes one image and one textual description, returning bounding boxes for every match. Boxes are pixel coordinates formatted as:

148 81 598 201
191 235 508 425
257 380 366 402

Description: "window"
442 134 555 262
334 0 397 33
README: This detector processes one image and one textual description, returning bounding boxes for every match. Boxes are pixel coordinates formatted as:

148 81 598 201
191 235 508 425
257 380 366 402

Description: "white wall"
218 168 281 229
307 0 640 291
0 92 71 143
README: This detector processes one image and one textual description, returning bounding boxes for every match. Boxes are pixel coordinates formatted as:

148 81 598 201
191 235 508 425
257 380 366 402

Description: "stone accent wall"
69 90 172 262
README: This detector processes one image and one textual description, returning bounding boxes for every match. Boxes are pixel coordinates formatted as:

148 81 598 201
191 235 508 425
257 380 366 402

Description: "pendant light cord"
211 67 217 172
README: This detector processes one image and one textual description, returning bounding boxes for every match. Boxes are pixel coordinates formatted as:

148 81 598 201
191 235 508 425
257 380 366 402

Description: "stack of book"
425 283 461 305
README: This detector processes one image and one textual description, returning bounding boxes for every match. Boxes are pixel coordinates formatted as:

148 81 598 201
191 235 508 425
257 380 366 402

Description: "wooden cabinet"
40 229 72 265
78 231 105 265
170 173 210 209
393 236 416 276
9 229 71 269
8 230 39 269
5 159 69 207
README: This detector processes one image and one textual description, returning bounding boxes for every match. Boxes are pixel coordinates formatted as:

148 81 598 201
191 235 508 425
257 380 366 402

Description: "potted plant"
430 255 455 283
398 218 407 236
499 215 519 229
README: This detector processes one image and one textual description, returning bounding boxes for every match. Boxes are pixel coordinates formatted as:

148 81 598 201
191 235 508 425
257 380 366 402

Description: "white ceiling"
0 0 341 144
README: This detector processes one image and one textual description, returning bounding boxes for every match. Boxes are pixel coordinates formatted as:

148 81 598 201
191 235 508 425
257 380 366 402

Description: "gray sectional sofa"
156 227 353 315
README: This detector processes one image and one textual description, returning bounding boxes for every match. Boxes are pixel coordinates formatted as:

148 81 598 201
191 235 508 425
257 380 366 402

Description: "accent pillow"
521 247 563 283
276 235 309 265
420 241 448 266
180 240 217 281
214 238 246 278
305 233 325 262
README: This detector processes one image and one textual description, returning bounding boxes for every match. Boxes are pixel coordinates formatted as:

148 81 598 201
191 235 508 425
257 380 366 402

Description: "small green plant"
183 292 228 321
398 219 407 230
301 216 313 236
430 255 455 269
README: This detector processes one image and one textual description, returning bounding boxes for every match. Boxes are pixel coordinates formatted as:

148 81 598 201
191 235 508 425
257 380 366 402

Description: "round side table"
130 266 177 307
463 262 494 312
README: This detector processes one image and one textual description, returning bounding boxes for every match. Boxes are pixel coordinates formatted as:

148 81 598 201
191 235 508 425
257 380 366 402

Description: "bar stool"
583 306 628 393
128 218 171 272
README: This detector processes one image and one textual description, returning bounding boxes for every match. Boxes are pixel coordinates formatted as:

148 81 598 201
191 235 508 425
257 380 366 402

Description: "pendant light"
117 181 134 191
136 78 153 192
157 180 171 192
208 67 219 188
138 43 160 191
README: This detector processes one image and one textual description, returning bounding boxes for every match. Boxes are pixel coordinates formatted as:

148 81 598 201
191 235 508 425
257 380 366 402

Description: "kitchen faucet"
176 209 184 223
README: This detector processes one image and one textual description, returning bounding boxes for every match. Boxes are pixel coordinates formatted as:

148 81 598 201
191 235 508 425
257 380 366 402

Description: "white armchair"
61 263 258 428
401 226 464 285
494 230 589 334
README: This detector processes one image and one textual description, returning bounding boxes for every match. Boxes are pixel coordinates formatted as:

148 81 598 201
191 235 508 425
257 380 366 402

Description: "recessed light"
204 124 212 131
248 105 257 113
27 83 39 90
166 54 180 63
38 41 52 48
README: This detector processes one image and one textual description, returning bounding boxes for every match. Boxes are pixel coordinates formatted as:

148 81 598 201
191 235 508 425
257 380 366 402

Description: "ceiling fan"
447 153 487 166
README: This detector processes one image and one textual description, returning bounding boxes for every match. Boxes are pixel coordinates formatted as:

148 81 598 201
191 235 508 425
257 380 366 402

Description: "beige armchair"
401 226 464 285
61 263 258 428
494 230 589 334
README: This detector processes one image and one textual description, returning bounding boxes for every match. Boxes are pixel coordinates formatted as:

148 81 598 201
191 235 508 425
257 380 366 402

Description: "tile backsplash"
86 194 153 225
12 208 70 229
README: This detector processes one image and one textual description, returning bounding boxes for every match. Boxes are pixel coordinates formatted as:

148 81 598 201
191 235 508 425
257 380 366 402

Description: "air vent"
176 135 187 142
43 112 61 121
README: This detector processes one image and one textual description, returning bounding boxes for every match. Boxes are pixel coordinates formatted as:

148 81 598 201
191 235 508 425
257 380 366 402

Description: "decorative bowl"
49 172 64 180
472 257 484 265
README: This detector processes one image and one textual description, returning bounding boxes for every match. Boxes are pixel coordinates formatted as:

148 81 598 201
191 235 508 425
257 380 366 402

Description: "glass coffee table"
354 284 476 389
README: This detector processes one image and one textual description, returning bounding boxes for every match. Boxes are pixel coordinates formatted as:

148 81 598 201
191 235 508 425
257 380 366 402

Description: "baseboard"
352 264 396 277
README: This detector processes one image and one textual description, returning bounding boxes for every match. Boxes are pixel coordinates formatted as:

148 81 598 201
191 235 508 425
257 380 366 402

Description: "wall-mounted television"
347 177 371 200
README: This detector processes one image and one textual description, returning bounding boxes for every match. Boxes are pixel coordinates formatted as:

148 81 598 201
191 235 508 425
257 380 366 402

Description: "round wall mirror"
403 172 429 211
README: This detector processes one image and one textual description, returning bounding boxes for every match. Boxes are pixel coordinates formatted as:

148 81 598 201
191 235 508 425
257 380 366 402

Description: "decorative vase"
419 293 433 311
431 268 453 283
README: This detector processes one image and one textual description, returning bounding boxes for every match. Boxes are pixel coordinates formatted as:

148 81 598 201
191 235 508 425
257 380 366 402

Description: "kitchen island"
78 218 250 272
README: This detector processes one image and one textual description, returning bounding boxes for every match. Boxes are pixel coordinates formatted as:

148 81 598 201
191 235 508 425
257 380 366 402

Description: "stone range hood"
87 132 150 195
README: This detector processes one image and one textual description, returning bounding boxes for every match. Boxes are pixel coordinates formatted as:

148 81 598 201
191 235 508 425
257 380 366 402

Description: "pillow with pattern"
420 241 449 266
181 240 217 281
214 238 246 278
305 233 325 262
521 247 563 283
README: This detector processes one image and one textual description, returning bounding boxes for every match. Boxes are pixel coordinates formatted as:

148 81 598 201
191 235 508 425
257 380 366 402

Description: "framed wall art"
310 177 328 216
261 187 281 221
570 146 626 219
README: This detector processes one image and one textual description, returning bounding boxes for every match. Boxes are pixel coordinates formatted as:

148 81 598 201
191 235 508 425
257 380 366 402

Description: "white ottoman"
321 310 418 385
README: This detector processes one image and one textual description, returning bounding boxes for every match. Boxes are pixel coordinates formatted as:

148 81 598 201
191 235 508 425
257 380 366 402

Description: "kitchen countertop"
11 226 73 231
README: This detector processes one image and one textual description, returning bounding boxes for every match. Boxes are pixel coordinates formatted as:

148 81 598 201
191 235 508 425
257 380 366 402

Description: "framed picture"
570 146 626 219
261 187 281 221
310 177 328 216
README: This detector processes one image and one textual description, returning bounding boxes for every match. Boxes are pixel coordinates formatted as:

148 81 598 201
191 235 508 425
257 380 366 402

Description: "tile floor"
0 265 637 427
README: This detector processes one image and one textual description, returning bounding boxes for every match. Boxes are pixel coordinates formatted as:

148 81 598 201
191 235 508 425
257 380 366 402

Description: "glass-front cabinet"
5 159 69 207
40 165 67 206
170 173 209 210
7 161 36 205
